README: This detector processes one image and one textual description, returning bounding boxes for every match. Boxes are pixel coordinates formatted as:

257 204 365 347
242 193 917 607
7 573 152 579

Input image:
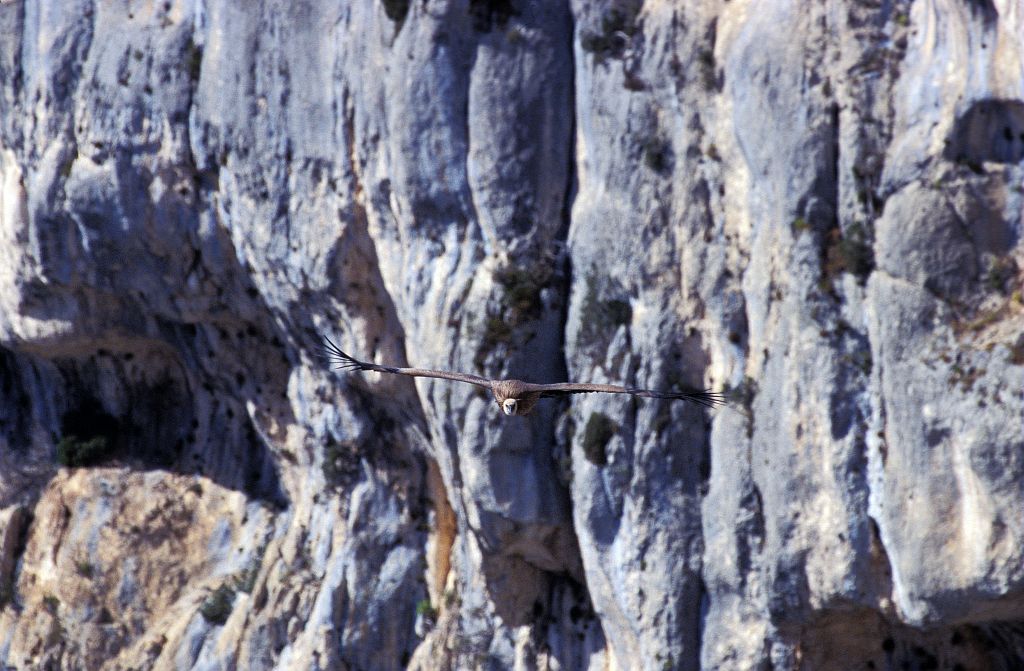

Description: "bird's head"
501 398 518 416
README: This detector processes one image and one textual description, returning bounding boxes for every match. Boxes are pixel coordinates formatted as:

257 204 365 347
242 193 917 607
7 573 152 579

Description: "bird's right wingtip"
689 389 727 409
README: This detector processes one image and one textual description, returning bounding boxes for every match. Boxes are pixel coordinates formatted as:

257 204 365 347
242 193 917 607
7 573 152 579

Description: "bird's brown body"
491 379 541 416
322 337 724 416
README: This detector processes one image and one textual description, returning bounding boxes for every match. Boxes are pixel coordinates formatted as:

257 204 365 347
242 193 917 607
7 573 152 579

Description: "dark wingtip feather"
646 388 727 408
321 336 366 371
683 389 727 409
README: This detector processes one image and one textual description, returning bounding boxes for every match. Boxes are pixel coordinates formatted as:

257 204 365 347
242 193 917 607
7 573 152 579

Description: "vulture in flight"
322 337 724 416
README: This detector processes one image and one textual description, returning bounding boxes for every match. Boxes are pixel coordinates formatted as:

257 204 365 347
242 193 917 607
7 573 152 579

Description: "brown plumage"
322 337 725 416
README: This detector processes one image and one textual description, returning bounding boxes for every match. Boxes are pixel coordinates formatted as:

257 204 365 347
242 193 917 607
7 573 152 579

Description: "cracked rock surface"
1 1 1023 669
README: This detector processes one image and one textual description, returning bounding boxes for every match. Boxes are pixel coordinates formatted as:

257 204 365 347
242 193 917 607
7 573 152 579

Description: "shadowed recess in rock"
45 347 286 507
0 348 34 455
788 610 1024 670
945 99 1024 167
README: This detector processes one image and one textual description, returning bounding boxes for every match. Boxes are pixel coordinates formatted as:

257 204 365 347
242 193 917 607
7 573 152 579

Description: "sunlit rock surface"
1 1 1022 669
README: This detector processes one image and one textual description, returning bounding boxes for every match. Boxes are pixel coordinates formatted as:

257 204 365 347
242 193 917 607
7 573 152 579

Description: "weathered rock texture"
1 0 1023 669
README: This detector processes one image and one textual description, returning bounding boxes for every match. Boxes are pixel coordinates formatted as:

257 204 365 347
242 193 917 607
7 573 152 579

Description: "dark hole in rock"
58 398 122 467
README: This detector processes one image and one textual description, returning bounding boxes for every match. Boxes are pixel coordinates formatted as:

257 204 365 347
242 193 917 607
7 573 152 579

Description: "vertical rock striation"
0 0 1022 669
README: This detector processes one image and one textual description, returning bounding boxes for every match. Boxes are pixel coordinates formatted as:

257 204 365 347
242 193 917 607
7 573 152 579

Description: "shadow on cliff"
3 296 293 508
945 98 1024 168
787 608 1024 670
1 144 301 506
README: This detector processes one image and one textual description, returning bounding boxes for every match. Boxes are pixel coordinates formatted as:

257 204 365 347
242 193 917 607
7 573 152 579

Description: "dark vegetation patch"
581 412 616 466
580 7 639 61
821 222 875 291
494 265 547 322
57 399 121 467
841 347 873 377
475 262 555 369
948 360 984 393
951 298 1016 337
577 273 632 353
416 598 437 620
725 376 758 410
75 560 95 579
852 162 884 214
469 0 517 32
42 594 60 615
233 550 263 595
322 438 362 489
642 135 672 173
983 254 1019 294
479 316 514 362
725 376 758 437
199 583 235 625
622 71 646 91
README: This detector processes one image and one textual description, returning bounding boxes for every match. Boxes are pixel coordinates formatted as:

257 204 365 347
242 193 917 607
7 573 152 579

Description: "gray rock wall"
0 0 1022 669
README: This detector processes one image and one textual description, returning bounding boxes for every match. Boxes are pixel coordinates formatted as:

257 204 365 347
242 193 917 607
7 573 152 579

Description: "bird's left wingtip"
320 336 365 371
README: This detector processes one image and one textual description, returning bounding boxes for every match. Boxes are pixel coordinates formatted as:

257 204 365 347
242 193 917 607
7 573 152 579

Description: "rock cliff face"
1 0 1023 669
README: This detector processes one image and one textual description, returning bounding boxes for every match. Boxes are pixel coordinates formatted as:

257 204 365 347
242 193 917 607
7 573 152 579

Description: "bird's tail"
320 336 368 371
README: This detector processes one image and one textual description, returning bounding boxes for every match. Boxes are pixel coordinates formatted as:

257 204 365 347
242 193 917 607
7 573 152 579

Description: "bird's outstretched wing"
523 382 725 409
322 337 492 390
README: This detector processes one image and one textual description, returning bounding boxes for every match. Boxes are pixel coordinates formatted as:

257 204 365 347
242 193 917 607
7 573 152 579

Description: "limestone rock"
0 1 1022 670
